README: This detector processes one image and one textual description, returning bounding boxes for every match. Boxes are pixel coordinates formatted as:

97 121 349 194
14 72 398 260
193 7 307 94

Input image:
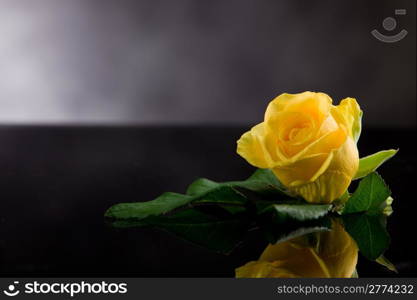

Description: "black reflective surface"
0 126 415 277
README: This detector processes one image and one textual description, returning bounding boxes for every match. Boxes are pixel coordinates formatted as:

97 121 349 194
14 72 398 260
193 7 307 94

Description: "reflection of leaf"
105 168 397 262
354 149 398 180
342 172 393 261
376 255 398 273
343 172 390 215
111 209 250 254
342 213 389 260
260 204 332 222
261 217 332 245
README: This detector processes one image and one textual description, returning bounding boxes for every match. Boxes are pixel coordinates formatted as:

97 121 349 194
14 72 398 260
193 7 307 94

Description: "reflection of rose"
237 92 361 203
235 220 358 278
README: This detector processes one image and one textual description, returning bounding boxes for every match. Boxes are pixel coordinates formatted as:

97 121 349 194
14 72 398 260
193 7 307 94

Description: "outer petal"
236 123 275 168
275 124 347 166
331 97 362 143
265 91 332 125
326 135 359 179
289 137 359 203
272 152 334 187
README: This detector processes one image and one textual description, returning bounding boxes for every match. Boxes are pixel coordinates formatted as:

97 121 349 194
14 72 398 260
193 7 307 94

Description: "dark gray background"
0 0 415 127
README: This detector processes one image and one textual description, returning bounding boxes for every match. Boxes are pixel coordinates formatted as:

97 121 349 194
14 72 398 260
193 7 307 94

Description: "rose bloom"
235 220 358 278
237 91 361 203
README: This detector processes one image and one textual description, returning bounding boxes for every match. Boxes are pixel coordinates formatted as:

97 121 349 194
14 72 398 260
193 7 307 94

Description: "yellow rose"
235 220 358 278
237 91 361 203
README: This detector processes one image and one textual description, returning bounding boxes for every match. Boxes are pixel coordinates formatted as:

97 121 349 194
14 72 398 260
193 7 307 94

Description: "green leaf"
343 172 391 215
105 192 192 220
106 169 290 221
186 168 287 196
105 169 285 220
105 168 323 254
354 149 398 180
261 217 332 245
259 203 332 222
245 168 287 191
258 204 332 223
342 213 390 260
342 173 392 260
105 185 247 220
186 178 219 195
110 209 250 254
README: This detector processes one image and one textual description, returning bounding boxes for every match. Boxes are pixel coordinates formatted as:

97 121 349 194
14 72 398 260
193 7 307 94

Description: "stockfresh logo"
3 281 20 297
2 280 128 298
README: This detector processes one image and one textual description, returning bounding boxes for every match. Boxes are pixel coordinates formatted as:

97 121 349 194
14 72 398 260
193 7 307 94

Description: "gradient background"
0 0 415 127
0 0 416 278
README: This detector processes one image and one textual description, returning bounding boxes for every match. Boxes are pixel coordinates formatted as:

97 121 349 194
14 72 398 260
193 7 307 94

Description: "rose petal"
288 137 359 203
236 123 275 168
272 152 334 187
331 97 362 142
274 125 347 167
265 92 332 125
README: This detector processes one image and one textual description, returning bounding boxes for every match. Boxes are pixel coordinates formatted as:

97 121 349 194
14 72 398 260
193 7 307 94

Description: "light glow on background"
0 0 415 126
